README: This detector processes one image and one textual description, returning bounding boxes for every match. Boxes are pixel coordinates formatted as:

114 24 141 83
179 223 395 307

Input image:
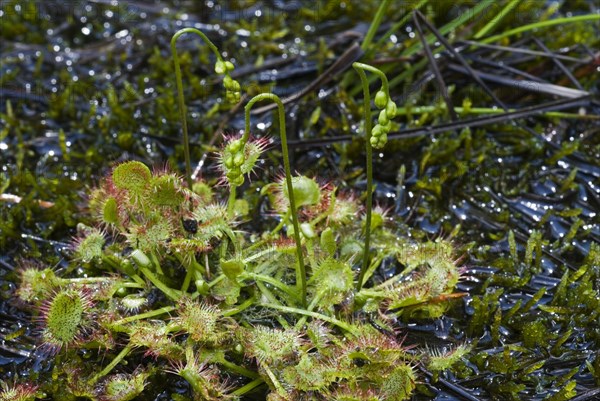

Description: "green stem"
181 266 193 292
242 272 299 303
374 0 428 49
403 0 495 57
359 254 385 290
150 251 163 275
89 345 132 384
262 363 287 398
223 227 240 254
353 62 390 95
242 247 277 264
244 93 307 307
180 368 204 395
350 63 394 291
361 0 392 51
352 64 375 292
207 274 225 288
262 303 359 336
111 306 177 327
393 105 600 120
222 296 256 317
294 290 324 330
227 184 237 220
474 0 522 39
305 237 317 268
481 14 600 44
218 358 260 379
171 28 228 190
63 277 112 283
256 282 290 329
130 274 146 287
139 266 180 301
269 210 290 237
232 378 265 396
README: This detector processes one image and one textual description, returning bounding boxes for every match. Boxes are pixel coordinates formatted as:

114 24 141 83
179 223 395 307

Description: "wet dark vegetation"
1 1 600 400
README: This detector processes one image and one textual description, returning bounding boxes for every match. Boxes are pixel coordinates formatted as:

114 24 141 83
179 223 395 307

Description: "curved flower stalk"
352 62 397 291
242 93 307 307
171 28 241 190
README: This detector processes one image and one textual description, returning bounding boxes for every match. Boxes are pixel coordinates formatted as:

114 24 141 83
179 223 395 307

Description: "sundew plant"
3 26 468 401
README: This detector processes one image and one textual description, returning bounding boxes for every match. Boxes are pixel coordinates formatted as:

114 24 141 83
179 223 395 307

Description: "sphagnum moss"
12 27 467 401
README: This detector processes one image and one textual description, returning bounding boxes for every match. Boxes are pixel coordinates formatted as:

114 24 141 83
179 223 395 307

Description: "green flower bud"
371 124 384 138
371 134 388 149
223 75 233 89
233 152 244 167
226 91 241 104
219 136 266 187
224 155 234 169
370 133 388 149
374 90 388 109
227 173 244 187
230 79 241 92
386 100 398 118
214 60 226 74
378 109 389 126
225 61 235 71
226 167 241 179
228 139 243 152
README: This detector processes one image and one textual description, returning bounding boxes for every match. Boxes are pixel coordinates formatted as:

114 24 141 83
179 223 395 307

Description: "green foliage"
11 65 464 399
12 2 599 397
282 175 321 209
40 288 93 354
98 372 149 401
112 161 152 193
0 381 39 401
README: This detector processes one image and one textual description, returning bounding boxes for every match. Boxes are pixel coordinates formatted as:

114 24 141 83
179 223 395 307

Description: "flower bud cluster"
219 135 268 187
371 89 398 149
215 60 241 104
220 138 246 187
